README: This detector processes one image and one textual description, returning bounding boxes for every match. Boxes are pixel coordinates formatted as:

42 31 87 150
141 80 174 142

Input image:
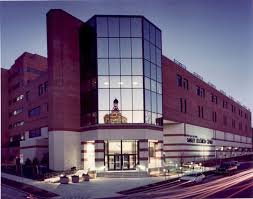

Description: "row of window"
179 99 248 131
8 94 24 105
8 121 24 129
9 108 23 117
176 74 249 120
29 128 41 138
28 106 41 117
8 82 21 93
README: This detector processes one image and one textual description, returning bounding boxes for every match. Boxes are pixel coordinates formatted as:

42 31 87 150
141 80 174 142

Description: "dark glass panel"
109 59 120 75
150 24 156 44
156 48 161 66
96 17 108 37
144 60 151 77
157 94 162 114
151 63 156 80
120 38 131 58
97 38 108 58
131 38 142 58
131 18 142 37
152 112 157 124
143 19 150 41
157 82 162 94
144 40 150 61
145 111 152 124
132 59 143 75
151 91 157 112
122 111 133 123
109 38 120 58
150 44 156 64
155 28 162 48
108 17 119 37
157 67 162 82
98 59 109 75
151 79 156 92
133 89 143 110
145 77 150 90
120 17 130 37
121 89 132 110
145 89 151 111
98 89 109 110
121 59 131 75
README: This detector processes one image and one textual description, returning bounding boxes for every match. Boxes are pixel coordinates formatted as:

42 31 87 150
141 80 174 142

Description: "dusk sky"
1 0 252 118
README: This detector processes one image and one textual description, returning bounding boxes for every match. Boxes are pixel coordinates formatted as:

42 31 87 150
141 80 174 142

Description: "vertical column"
95 140 105 170
155 140 164 167
139 139 149 170
81 141 87 170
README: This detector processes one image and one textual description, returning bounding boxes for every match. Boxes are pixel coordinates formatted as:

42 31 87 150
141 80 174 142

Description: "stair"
97 171 149 178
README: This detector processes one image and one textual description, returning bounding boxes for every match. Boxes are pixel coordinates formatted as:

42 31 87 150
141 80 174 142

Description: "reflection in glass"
121 76 131 88
156 48 161 66
133 89 143 110
122 140 136 153
144 60 150 77
120 18 130 37
132 59 143 75
145 89 151 111
110 76 121 88
108 141 121 154
157 82 162 94
109 59 120 75
120 38 131 58
151 92 157 112
99 111 109 123
143 19 150 41
121 59 131 75
133 111 144 123
108 17 119 37
150 44 156 64
98 59 109 75
131 38 142 58
150 24 156 44
145 111 152 124
109 38 120 58
145 77 150 90
157 94 162 114
99 89 109 110
97 38 108 58
121 89 132 110
110 89 121 109
122 111 133 123
131 18 142 37
151 63 156 80
157 67 162 82
152 112 157 124
98 76 109 88
151 80 156 92
97 17 108 37
132 76 143 88
144 40 150 61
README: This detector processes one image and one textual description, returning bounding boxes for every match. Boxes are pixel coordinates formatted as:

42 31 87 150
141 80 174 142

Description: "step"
97 171 149 178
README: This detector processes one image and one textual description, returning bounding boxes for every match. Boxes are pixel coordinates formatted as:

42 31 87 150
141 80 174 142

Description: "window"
232 105 236 113
108 17 119 37
180 98 187 113
13 94 24 103
109 38 120 58
97 17 108 37
29 128 41 138
232 119 236 128
176 75 182 87
109 59 120 75
197 86 205 98
149 142 155 158
131 38 142 58
120 59 131 75
13 121 24 128
39 84 44 96
28 106 41 117
183 78 189 90
10 108 23 116
212 112 217 122
132 59 143 75
44 81 48 93
120 17 130 37
239 122 242 131
97 38 108 58
223 115 227 126
120 38 131 58
211 94 218 104
198 106 204 118
223 100 228 108
131 18 142 37
26 91 30 101
38 81 48 96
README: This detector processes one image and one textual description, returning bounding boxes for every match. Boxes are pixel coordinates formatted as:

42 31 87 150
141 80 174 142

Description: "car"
216 162 237 175
179 172 205 183
230 161 240 167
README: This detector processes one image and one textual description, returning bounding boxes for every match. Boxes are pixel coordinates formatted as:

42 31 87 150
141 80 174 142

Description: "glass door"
122 154 130 170
115 154 121 170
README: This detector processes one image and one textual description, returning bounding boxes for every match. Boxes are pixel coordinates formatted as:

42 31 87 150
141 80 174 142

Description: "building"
1 9 252 173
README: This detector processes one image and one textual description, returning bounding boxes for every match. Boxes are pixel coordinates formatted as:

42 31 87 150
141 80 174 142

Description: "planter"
82 174 90 182
88 170 97 179
71 175 79 183
60 176 69 184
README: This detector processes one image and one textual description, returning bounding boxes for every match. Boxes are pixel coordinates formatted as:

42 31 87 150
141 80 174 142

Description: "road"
120 162 253 198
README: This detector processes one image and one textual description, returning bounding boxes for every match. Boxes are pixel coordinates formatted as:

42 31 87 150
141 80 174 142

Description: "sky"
0 0 252 118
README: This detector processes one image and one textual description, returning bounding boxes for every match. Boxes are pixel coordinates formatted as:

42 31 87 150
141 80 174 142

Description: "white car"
180 172 205 183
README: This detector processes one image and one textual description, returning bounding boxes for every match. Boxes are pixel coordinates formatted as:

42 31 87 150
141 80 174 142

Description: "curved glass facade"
81 15 162 126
